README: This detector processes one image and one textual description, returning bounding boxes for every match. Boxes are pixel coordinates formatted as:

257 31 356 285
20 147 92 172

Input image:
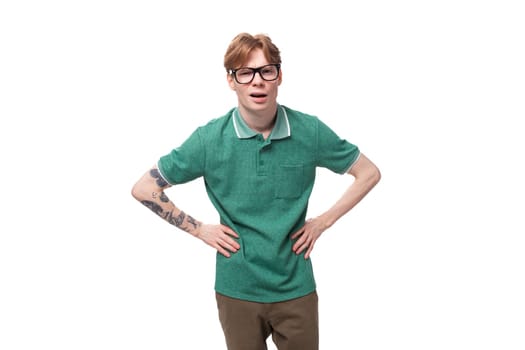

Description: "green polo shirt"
158 105 360 302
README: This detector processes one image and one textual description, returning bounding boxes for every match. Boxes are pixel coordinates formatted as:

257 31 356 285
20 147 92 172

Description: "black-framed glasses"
229 64 281 84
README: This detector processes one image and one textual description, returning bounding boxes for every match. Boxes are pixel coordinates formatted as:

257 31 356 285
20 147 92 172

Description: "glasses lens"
260 65 279 81
235 68 255 84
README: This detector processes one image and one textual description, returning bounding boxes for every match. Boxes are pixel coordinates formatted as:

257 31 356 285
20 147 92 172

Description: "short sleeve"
157 128 206 185
316 119 360 174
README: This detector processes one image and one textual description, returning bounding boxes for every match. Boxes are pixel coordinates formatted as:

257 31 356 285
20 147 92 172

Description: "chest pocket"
275 164 304 199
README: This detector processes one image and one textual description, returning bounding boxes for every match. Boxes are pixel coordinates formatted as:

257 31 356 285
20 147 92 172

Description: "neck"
238 105 278 138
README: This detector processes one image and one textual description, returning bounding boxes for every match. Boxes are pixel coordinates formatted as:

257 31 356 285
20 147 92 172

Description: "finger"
299 233 316 255
292 230 308 252
290 226 305 240
225 236 241 250
221 225 239 238
304 241 315 259
215 244 232 258
292 235 305 252
295 244 306 255
294 238 310 255
219 230 240 250
218 237 240 252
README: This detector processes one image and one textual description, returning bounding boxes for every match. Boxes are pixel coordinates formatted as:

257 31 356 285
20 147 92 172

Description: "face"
227 48 282 115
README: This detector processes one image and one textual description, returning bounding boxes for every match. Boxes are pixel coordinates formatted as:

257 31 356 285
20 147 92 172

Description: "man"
131 32 381 350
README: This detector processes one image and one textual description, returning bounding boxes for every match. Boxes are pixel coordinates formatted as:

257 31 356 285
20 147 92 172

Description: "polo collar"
232 105 291 140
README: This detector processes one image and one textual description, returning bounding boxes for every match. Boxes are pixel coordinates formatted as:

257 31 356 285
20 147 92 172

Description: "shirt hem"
214 286 317 303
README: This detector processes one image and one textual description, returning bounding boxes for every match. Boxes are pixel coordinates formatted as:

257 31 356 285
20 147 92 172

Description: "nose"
252 71 265 84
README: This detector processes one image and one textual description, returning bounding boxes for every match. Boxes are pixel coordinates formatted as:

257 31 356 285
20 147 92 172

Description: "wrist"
192 222 203 238
318 213 335 230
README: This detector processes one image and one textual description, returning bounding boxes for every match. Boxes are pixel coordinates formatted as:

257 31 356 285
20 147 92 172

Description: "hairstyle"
224 33 282 72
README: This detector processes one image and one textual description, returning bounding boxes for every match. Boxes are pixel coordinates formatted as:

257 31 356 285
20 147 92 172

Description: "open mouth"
250 93 267 98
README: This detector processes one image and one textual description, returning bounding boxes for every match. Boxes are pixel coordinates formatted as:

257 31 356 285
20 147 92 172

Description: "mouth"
250 92 267 98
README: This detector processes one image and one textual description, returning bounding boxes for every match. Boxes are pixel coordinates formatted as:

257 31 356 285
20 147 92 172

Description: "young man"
131 32 381 350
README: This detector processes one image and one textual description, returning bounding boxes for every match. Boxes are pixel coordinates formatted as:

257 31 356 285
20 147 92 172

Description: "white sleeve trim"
156 160 176 185
343 151 361 174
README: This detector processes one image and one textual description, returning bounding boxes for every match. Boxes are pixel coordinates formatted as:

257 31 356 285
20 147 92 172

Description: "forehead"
241 49 269 68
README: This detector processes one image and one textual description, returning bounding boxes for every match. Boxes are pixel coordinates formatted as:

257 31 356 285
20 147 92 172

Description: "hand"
196 224 240 258
290 217 327 259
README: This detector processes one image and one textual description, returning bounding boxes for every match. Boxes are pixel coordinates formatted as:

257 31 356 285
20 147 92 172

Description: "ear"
227 73 236 90
277 69 283 86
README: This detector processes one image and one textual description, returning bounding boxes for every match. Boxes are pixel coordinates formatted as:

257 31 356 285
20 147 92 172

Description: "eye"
237 69 253 77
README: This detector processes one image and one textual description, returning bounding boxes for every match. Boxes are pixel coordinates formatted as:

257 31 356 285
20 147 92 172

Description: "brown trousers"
216 291 319 350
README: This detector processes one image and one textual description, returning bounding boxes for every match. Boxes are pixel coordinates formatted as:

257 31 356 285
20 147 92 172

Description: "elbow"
349 153 381 187
366 164 381 189
131 184 140 201
131 181 147 202
372 166 381 185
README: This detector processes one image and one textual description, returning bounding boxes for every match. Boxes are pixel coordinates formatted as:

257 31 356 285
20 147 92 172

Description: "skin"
131 48 381 259
131 168 240 258
226 49 282 139
290 153 380 259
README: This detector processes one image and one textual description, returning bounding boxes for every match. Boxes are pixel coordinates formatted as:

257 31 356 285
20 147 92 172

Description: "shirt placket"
256 136 272 176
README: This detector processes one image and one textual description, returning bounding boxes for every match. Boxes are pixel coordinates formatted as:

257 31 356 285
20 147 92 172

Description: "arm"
291 153 381 258
131 166 240 257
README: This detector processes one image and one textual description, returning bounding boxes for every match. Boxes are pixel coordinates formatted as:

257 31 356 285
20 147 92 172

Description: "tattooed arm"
131 166 240 257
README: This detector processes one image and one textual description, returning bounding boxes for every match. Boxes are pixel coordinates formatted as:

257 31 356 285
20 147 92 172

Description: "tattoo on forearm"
168 210 186 226
150 168 169 188
140 198 200 234
151 191 169 203
141 200 164 217
187 215 200 229
159 192 169 203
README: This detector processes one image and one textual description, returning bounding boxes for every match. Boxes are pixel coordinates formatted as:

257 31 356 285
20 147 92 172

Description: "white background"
1 1 524 349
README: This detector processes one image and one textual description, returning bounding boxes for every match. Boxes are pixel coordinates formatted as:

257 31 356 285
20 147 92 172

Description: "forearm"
319 154 381 228
132 168 202 236
320 176 378 228
139 193 202 236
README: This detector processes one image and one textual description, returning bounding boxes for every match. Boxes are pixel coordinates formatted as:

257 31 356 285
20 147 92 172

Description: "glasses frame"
229 64 281 84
